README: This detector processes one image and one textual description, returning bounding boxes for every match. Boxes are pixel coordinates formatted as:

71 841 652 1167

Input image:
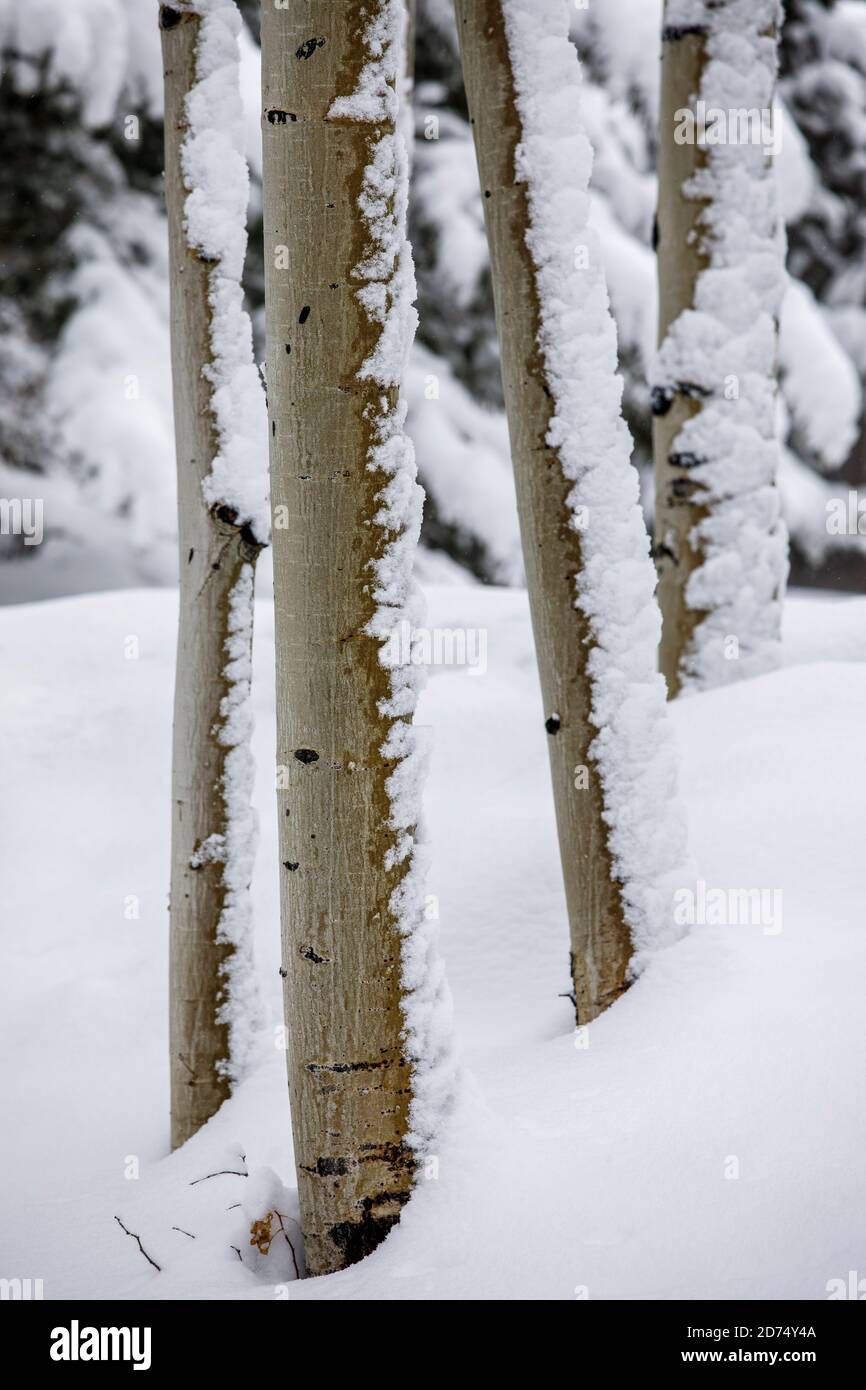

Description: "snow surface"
1 584 864 1299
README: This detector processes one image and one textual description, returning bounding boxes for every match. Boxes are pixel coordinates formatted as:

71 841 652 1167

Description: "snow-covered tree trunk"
653 0 789 696
262 0 452 1275
161 1 269 1150
454 0 691 1020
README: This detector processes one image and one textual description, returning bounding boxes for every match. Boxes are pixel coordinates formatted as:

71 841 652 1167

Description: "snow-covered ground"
1 584 864 1300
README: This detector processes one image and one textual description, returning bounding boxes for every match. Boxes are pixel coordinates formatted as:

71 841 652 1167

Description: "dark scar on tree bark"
670 477 703 501
651 385 673 416
209 502 262 554
305 1058 393 1074
303 1156 352 1177
295 37 326 60
668 451 705 471
301 944 328 964
652 382 710 417
654 541 678 566
662 25 708 42
327 1190 412 1267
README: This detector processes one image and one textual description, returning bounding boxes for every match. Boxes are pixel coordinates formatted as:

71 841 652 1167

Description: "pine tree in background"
653 0 788 695
161 1 268 1148
780 0 866 589
0 0 176 599
782 0 866 308
0 0 864 601
262 0 451 1275
454 0 691 1020
411 4 501 412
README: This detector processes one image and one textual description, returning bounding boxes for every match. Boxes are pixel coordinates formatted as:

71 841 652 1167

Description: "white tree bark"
453 0 689 1019
653 21 710 694
161 2 266 1150
262 0 449 1276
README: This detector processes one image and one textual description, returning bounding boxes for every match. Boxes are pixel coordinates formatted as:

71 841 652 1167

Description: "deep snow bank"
0 586 864 1299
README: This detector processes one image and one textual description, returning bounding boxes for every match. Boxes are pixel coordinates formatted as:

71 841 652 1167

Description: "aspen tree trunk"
262 1 431 1275
653 22 710 696
405 0 416 81
161 4 263 1150
652 1 787 696
453 1 632 1020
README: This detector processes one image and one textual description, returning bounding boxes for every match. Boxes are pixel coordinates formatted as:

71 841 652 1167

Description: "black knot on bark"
545 715 561 735
294 748 319 764
308 1156 351 1177
654 540 678 566
160 6 183 29
651 384 674 417
327 1211 402 1268
295 37 326 60
301 945 327 964
210 503 265 559
671 477 700 501
668 450 704 471
662 24 708 42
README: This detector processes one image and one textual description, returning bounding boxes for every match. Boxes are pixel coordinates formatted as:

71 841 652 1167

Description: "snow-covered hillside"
1 585 864 1299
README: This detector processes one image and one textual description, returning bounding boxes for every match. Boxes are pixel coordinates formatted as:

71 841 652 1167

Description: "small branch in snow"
274 1211 302 1281
114 1216 162 1272
189 1167 248 1186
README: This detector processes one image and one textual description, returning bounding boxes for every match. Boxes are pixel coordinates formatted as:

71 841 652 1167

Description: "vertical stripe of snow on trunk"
501 0 692 965
655 0 788 691
181 0 270 543
328 0 454 1155
178 0 269 1083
